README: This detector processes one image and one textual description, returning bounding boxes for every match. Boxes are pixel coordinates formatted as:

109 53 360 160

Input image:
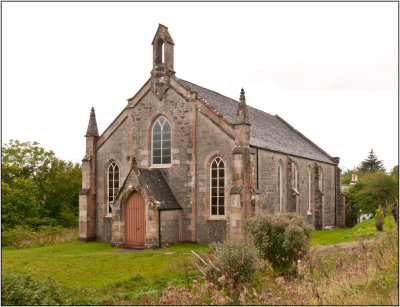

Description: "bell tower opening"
155 39 164 65
152 24 174 71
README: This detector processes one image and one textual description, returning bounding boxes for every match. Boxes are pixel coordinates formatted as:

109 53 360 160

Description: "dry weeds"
157 229 398 305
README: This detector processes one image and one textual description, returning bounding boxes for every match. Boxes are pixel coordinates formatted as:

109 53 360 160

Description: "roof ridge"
274 115 336 164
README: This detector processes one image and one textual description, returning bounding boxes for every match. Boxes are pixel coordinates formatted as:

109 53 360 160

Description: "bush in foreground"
245 211 312 274
375 208 384 231
207 239 259 285
1 274 64 305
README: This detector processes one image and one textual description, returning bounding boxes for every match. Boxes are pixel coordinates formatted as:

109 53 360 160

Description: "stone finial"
235 88 250 125
85 107 99 137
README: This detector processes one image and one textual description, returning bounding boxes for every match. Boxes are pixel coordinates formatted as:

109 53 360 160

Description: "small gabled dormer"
151 24 175 99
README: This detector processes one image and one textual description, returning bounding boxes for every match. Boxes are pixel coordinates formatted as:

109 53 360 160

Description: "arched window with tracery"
210 157 225 216
152 116 171 165
108 161 119 214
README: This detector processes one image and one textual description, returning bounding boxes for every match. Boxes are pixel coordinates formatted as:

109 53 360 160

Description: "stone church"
79 24 345 248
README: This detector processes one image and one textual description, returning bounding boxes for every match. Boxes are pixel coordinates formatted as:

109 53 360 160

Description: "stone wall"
95 87 195 242
95 117 129 241
160 210 181 246
195 111 235 244
256 148 337 229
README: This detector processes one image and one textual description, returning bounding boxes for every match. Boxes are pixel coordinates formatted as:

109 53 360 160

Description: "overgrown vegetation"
190 238 259 302
375 208 384 231
1 225 78 248
245 212 312 275
157 227 398 305
2 224 398 305
1 140 81 230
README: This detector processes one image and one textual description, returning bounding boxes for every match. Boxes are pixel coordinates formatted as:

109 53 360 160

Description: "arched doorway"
124 191 145 247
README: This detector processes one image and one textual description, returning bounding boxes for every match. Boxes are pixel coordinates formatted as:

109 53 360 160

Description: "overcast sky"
2 2 398 172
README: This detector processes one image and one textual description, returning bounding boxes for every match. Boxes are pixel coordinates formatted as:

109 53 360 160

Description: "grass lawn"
2 241 210 304
310 215 396 246
2 241 208 289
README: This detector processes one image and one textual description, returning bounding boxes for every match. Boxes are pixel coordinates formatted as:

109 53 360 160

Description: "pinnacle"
235 88 250 125
86 107 99 137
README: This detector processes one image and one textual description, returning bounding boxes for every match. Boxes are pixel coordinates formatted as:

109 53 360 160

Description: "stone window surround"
210 157 226 218
277 161 283 212
307 165 313 215
107 160 120 217
150 115 172 167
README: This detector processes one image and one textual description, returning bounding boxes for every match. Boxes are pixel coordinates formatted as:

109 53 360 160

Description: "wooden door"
124 191 145 247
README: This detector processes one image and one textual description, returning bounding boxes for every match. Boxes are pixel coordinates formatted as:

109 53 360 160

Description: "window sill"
149 164 172 169
105 214 112 218
291 188 300 195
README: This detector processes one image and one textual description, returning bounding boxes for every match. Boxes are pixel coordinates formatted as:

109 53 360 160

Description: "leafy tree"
1 140 81 230
344 183 363 227
349 172 398 215
2 140 56 184
390 165 398 177
359 149 385 173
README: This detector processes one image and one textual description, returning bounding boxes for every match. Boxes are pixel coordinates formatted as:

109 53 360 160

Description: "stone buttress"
79 107 99 241
229 89 260 238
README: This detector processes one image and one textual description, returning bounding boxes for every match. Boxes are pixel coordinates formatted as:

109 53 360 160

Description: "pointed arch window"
108 161 119 214
152 116 171 165
278 163 283 212
293 163 298 190
319 168 323 192
210 157 225 216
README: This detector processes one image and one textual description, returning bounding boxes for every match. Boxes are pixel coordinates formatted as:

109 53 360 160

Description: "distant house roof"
136 168 182 210
178 79 335 164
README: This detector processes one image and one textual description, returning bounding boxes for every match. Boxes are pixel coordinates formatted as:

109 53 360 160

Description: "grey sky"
2 2 398 171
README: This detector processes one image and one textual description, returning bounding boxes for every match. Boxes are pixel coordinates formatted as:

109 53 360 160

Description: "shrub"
245 211 312 274
375 208 384 231
1 274 64 305
207 238 259 286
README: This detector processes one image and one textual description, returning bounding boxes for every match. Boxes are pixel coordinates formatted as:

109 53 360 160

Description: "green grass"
148 242 209 253
2 240 200 288
311 215 396 246
2 240 208 304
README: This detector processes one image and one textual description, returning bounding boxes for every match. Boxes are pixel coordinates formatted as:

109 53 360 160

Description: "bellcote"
151 24 175 99
152 24 175 71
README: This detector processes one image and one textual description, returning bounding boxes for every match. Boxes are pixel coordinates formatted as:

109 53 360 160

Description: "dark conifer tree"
359 149 385 173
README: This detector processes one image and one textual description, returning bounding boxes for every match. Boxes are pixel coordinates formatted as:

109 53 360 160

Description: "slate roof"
177 79 335 164
137 168 182 210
